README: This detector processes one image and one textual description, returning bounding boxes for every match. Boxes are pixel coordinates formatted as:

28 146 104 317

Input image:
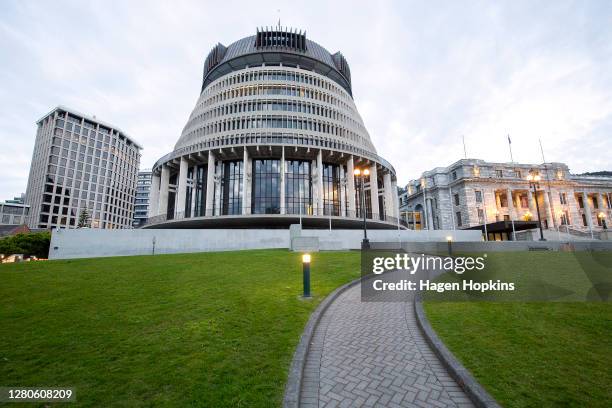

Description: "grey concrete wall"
49 228 483 259
400 240 612 253
300 228 482 250
49 229 290 259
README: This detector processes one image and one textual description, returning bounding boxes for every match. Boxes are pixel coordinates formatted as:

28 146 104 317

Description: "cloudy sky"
1 0 611 199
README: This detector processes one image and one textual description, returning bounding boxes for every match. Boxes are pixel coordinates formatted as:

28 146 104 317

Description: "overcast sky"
1 0 611 199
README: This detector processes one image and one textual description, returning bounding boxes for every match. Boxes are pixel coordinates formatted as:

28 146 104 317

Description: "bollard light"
302 253 311 298
446 235 453 256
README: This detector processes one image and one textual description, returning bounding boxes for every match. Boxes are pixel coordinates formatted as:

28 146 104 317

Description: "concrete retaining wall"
49 229 289 259
300 229 483 250
399 240 612 253
49 228 483 260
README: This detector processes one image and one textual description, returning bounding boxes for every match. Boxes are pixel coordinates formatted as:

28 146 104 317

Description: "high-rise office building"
25 106 141 229
133 169 152 227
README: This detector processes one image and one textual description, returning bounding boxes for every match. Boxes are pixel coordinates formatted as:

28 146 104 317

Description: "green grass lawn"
424 251 612 407
0 250 359 407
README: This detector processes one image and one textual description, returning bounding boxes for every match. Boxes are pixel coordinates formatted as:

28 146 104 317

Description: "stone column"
495 191 502 208
316 149 324 215
527 189 536 219
158 165 170 217
149 172 160 218
383 171 393 219
280 147 286 214
543 191 554 229
176 157 188 219
205 151 215 216
583 192 594 230
426 197 434 230
346 156 356 217
369 164 379 219
507 188 515 220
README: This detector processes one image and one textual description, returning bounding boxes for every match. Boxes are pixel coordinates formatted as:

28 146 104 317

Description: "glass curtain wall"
354 176 372 219
322 163 341 216
251 159 281 214
185 167 194 217
220 161 243 215
285 160 312 215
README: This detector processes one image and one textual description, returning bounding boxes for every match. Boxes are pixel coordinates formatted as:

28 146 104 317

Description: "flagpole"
462 135 467 159
508 134 514 163
539 138 556 234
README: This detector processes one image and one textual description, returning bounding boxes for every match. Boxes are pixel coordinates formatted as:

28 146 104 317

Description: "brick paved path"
299 282 474 408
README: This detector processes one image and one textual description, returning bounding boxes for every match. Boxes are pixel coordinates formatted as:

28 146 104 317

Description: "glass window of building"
220 160 243 215
285 160 312 215
322 163 341 216
251 159 280 214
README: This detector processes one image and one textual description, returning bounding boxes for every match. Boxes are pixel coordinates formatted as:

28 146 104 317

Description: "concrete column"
340 165 347 216
369 164 379 219
507 188 515 219
205 151 215 216
158 165 170 217
176 157 188 219
190 167 197 217
391 179 399 219
383 172 393 219
242 148 251 215
316 150 324 215
149 172 160 218
347 156 356 217
280 147 286 214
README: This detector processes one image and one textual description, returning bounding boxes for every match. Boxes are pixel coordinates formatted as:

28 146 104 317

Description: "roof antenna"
277 9 281 28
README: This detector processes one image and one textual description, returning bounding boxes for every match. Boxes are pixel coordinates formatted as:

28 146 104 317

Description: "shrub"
0 231 51 258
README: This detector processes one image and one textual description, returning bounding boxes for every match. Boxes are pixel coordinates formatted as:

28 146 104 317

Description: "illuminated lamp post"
302 253 311 298
598 212 607 229
354 168 371 249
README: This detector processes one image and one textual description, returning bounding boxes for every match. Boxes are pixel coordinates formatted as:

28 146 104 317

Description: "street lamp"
354 167 371 249
598 212 607 229
526 172 546 241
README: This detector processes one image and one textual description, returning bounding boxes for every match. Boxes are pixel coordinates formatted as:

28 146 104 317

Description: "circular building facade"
146 27 401 229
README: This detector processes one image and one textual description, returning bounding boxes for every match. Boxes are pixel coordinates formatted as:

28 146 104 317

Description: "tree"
78 208 90 228
0 231 51 258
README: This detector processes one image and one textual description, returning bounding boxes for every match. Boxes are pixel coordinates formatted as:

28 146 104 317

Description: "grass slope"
0 250 359 407
424 252 612 407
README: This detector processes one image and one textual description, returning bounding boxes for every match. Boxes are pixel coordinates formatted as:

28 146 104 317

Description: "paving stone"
298 283 474 407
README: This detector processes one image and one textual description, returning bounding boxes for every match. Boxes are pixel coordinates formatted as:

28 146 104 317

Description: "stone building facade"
400 159 612 238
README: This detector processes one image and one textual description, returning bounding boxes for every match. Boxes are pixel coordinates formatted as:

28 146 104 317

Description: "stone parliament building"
400 159 612 240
